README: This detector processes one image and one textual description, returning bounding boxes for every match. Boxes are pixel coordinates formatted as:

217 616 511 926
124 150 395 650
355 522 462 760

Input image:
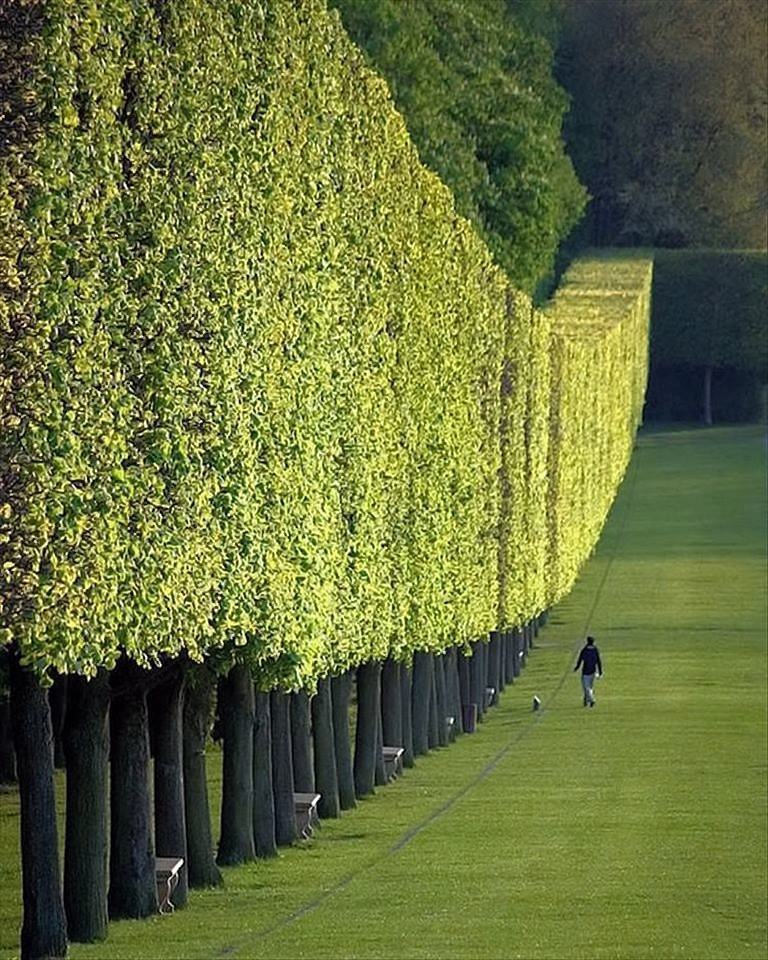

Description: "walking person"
574 636 602 707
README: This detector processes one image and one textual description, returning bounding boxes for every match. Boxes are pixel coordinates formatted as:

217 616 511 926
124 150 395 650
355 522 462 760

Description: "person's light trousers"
581 672 596 705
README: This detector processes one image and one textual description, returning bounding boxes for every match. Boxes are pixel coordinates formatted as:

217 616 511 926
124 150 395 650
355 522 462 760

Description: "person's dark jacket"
574 644 602 676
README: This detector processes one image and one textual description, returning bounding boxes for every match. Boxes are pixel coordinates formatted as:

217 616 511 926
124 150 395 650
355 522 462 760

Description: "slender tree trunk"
290 691 314 793
49 675 67 770
411 652 432 756
253 691 276 858
270 691 296 846
400 664 414 768
504 631 515 684
380 659 402 747
445 647 461 739
182 667 222 887
435 654 448 747
63 671 110 943
354 661 381 797
488 633 502 707
217 663 255 866
427 663 439 749
311 677 339 818
497 634 506 694
513 628 522 677
469 641 485 721
9 653 68 960
109 671 156 919
458 649 471 733
703 364 713 426
374 710 387 786
331 672 356 810
0 696 16 784
152 670 188 909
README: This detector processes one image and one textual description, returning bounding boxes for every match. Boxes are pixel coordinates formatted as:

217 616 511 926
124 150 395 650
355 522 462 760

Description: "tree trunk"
151 670 188 909
703 364 713 426
497 634 506 694
217 663 255 866
252 690 277 858
109 670 156 919
434 654 448 747
514 628 523 676
400 664 414 768
63 671 110 943
9 653 68 960
488 633 502 707
0 696 16 784
182 667 222 887
374 710 387 786
48 675 67 770
290 691 314 793
445 647 461 739
504 631 515 684
458 649 471 733
270 691 296 846
311 677 339 819
331 672 356 810
427 665 438 750
354 661 381 797
380 658 402 748
469 641 485 721
411 651 432 756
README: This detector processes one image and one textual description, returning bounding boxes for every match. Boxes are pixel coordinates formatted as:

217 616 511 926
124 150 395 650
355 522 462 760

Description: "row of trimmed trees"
2 620 542 958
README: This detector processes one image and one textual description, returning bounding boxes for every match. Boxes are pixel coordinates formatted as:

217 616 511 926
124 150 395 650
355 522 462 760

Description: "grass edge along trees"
0 1 651 957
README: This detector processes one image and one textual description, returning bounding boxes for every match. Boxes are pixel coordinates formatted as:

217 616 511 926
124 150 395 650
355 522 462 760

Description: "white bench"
155 857 183 915
382 746 404 781
294 792 321 839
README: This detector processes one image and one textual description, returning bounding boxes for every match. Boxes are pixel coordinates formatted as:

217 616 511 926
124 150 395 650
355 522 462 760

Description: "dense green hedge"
0 0 650 684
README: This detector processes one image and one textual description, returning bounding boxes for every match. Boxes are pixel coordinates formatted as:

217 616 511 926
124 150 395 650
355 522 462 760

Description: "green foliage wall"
0 0 649 685
543 254 652 604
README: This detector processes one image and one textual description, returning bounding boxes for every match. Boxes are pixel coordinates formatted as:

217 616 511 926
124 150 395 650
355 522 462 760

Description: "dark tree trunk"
354 661 381 797
182 667 222 887
311 678 339 818
331 672 356 810
445 647 461 739
504 631 515 684
63 671 110 943
151 670 188 909
253 691 277 858
0 696 16 784
270 691 296 846
217 663 255 866
380 658 402 748
458 649 471 733
488 633 502 707
9 654 68 960
400 664 414 768
497 633 506 694
290 691 314 793
434 654 448 747
469 641 485 721
703 364 713 426
513 628 522 677
374 710 387 786
48 675 67 770
411 651 433 756
109 669 156 920
427 658 439 748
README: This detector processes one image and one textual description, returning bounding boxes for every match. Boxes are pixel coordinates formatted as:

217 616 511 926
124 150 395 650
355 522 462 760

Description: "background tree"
330 0 587 296
558 0 768 248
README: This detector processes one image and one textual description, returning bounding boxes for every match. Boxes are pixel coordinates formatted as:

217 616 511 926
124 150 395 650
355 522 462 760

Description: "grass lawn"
1 425 765 959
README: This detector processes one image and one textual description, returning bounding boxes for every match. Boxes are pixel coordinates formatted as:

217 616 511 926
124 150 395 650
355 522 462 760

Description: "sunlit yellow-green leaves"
0 1 651 684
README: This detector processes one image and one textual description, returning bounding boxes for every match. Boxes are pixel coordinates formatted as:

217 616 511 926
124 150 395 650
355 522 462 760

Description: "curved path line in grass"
220 459 643 956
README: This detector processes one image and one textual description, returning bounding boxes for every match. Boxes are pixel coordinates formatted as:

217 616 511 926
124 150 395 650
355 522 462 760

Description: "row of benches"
155 745 408 914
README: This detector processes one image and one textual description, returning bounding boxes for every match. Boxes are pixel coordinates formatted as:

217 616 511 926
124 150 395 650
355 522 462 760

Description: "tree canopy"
330 0 587 296
559 0 768 248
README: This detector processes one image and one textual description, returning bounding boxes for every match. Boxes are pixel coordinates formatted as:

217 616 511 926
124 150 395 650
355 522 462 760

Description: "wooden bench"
382 746 404 781
294 792 321 839
155 857 183 915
